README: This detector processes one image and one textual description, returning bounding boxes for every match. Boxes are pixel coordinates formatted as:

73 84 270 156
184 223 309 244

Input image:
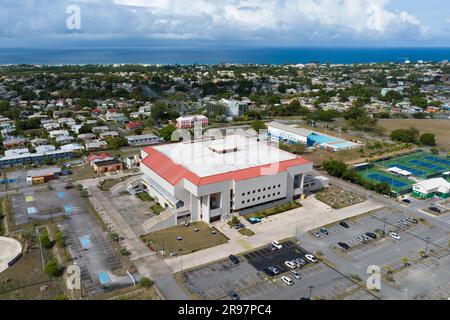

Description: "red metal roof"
141 146 311 187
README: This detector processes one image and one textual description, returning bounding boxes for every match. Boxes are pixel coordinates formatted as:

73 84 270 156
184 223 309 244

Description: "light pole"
308 285 314 299
424 237 431 257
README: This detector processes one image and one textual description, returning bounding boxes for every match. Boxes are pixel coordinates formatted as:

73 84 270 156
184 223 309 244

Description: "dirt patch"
315 185 365 209
379 119 450 148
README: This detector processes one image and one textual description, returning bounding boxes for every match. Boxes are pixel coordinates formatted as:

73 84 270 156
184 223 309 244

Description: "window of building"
210 192 221 210
294 174 302 189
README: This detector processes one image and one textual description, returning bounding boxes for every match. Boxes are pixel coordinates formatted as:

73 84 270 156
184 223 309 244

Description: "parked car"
398 219 409 226
366 233 377 240
429 207 441 214
362 234 371 242
263 268 276 277
320 228 329 235
65 183 75 189
402 199 411 204
355 235 366 243
269 244 278 251
313 232 321 238
290 270 302 280
406 217 418 224
281 276 294 286
271 240 283 250
229 255 240 265
285 261 297 270
248 217 262 224
305 254 318 263
293 258 306 268
234 223 245 230
337 242 350 250
339 221 350 229
228 290 240 300
390 232 401 240
268 266 280 275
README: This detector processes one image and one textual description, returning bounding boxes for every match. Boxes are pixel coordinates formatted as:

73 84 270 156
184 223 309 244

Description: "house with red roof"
126 121 144 131
139 134 313 230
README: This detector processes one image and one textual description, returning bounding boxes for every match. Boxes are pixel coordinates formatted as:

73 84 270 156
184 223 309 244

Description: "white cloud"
0 0 434 43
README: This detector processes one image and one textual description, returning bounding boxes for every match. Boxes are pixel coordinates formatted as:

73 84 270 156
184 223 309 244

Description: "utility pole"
424 237 431 257
309 285 314 299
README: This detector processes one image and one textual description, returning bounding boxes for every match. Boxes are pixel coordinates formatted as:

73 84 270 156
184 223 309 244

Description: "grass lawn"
70 164 98 181
137 192 154 202
243 201 302 220
315 185 365 209
0 231 65 300
238 228 255 237
141 222 229 256
151 204 165 215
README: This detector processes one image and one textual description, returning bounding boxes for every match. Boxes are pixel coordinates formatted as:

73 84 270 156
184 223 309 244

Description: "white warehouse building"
139 134 313 231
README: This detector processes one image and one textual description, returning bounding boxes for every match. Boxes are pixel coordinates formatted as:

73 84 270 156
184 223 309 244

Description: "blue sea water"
0 47 449 65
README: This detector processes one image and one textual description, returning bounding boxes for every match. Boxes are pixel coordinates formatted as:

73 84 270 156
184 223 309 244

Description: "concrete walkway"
165 198 383 273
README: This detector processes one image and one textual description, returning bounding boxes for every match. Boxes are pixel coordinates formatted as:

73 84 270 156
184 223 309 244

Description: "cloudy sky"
1 0 449 47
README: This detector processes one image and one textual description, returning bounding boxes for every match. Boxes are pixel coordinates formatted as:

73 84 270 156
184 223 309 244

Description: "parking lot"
7 180 134 297
301 207 450 300
181 241 376 300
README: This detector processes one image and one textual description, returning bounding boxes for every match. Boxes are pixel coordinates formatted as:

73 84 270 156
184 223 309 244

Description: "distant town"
0 62 449 301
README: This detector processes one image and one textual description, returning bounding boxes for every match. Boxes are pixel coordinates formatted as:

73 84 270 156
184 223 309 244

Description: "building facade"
139 135 313 227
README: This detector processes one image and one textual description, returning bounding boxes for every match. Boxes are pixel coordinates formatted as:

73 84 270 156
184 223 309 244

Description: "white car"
290 270 302 280
271 240 283 250
390 232 401 240
284 261 297 269
305 254 318 263
281 276 294 286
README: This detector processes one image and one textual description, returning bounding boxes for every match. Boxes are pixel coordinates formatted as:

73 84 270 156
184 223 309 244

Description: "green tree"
390 127 420 144
39 233 54 249
419 133 436 146
250 120 267 132
106 136 127 150
54 231 65 248
322 159 348 178
139 277 155 288
159 124 177 142
44 260 62 277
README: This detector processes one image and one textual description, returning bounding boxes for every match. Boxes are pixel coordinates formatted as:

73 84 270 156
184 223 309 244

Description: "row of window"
241 192 281 205
241 184 281 197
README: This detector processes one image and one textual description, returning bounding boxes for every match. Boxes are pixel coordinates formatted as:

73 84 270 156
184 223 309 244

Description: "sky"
1 0 449 48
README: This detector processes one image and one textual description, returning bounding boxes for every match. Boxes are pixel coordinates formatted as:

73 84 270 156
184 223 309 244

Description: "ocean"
0 47 449 65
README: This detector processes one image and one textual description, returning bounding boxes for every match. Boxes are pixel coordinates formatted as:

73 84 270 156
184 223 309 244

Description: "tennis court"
377 152 450 178
359 168 415 194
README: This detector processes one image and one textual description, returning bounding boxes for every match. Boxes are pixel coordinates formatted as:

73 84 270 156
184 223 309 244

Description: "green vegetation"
250 120 267 132
137 192 154 202
419 133 436 146
139 277 155 288
238 228 255 237
142 222 228 256
322 159 392 195
159 124 177 142
39 231 54 250
390 126 420 144
44 260 62 277
244 201 302 220
151 204 165 215
106 136 128 150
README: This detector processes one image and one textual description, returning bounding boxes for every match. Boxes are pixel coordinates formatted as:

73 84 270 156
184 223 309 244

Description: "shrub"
44 259 62 277
139 277 155 288
40 233 54 249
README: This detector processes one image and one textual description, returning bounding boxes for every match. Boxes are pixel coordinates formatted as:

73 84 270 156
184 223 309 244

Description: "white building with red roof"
139 134 312 228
